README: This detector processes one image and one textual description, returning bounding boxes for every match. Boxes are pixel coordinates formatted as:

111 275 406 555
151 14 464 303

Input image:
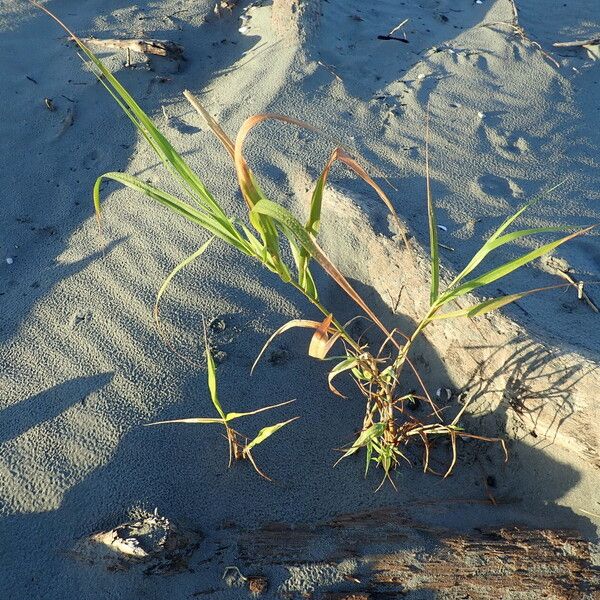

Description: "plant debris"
76 37 184 59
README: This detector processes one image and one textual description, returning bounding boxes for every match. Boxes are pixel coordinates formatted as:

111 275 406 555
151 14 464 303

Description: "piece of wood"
236 507 600 598
76 37 184 59
553 38 600 48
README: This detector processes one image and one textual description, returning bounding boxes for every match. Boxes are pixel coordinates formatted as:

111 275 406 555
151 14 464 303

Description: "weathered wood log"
553 38 600 48
236 507 600 598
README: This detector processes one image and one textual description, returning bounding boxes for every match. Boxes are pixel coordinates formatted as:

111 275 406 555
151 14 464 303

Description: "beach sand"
1 0 599 597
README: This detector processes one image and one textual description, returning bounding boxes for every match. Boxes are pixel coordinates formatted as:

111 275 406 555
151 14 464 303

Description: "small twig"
553 38 600 48
26 75 38 84
389 18 409 36
576 507 600 519
161 105 170 126
317 60 343 82
552 269 599 313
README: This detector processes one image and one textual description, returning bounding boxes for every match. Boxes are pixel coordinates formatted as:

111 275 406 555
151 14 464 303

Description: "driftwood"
236 507 600 598
77 37 184 59
553 38 600 48
553 39 600 60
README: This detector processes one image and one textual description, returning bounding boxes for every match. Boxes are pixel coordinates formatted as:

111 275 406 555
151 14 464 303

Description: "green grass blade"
251 199 396 341
244 417 299 453
437 226 594 306
425 113 439 305
154 238 213 325
224 399 296 421
295 156 331 291
328 356 359 397
338 423 386 460
485 180 567 245
203 327 226 421
93 172 249 253
33 2 228 215
451 225 576 287
290 239 317 298
429 283 571 321
145 417 225 426
450 182 568 287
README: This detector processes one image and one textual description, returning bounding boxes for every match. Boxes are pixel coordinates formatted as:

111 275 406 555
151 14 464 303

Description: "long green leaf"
425 111 439 304
93 172 248 253
203 330 226 421
436 226 594 306
146 399 296 426
154 238 214 324
449 181 568 287
224 399 296 421
244 417 299 453
339 423 386 460
328 356 359 397
145 417 226 426
450 225 576 288
32 2 228 215
484 180 567 245
295 151 334 295
429 283 571 321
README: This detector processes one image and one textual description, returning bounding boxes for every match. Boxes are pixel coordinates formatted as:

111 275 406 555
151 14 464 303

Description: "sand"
0 0 599 597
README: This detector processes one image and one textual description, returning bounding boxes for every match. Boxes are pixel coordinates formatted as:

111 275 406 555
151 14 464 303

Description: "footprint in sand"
483 125 531 158
477 174 522 199
506 132 530 155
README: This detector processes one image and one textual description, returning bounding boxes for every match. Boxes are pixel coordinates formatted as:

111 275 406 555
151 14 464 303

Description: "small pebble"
417 73 426 79
247 575 268 596
477 111 485 119
6 257 13 265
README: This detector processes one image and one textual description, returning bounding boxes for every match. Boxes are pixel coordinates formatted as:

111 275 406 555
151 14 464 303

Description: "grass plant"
146 322 298 480
35 3 593 487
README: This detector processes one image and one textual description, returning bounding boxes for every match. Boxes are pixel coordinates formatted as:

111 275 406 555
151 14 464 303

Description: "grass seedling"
146 322 298 480
35 3 594 487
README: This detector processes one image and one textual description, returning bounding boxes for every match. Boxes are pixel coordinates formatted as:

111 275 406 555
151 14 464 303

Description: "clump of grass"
147 322 298 480
35 4 593 487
